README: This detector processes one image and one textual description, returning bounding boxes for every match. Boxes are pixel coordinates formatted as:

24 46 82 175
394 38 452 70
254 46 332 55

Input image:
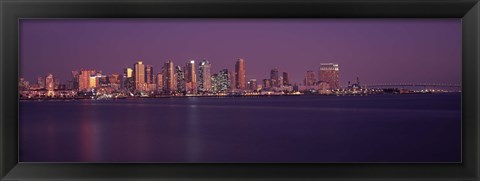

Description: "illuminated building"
319 63 340 89
211 69 231 93
134 60 146 92
263 79 271 89
79 69 96 91
185 60 197 94
145 65 154 84
248 79 257 91
45 73 55 97
270 68 280 87
163 60 176 93
71 70 80 90
304 70 316 86
37 76 45 89
123 68 134 93
235 58 246 90
108 74 121 85
156 73 163 91
89 76 97 88
282 72 289 86
175 66 185 93
198 59 212 92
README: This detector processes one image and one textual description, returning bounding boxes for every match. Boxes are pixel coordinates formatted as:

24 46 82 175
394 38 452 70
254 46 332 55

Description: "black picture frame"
1 0 479 180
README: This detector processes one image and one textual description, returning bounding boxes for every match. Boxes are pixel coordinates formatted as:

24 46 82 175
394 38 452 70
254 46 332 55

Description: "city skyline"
20 19 461 85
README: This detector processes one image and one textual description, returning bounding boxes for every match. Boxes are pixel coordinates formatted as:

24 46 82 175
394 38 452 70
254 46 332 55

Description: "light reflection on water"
20 94 461 162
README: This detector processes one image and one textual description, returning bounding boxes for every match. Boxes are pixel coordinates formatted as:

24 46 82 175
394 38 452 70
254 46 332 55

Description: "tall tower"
123 68 134 93
145 65 154 84
175 66 185 93
319 63 340 89
270 68 279 87
282 72 289 86
304 70 316 86
45 73 55 97
185 60 197 94
79 69 96 91
198 59 212 92
163 60 176 93
134 60 146 92
235 58 246 90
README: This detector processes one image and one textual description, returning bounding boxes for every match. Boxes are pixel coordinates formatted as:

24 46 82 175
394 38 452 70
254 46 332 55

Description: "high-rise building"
198 59 212 92
89 75 98 88
79 69 96 91
235 58 246 90
37 76 45 89
108 74 121 84
145 65 154 84
282 72 289 86
175 66 185 93
156 73 163 91
134 60 146 92
45 73 55 97
319 63 340 89
185 60 197 94
304 70 316 86
248 79 257 91
123 68 134 93
163 60 176 93
263 79 271 90
270 68 280 87
71 71 80 90
211 69 231 93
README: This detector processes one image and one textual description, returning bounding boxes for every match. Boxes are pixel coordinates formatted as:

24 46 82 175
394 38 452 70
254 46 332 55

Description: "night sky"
20 19 461 86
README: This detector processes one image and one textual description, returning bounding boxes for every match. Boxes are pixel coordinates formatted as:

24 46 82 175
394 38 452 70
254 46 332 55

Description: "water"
19 93 461 162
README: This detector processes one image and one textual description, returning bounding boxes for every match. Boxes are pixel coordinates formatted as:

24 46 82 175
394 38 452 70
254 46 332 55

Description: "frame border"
1 0 479 180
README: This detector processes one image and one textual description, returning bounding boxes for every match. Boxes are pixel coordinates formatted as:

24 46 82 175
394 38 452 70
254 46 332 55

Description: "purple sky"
20 19 461 86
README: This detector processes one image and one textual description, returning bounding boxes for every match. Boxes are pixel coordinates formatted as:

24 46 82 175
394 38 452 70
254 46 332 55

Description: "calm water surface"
19 94 461 162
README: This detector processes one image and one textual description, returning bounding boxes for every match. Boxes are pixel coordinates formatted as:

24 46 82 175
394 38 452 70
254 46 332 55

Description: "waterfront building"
319 63 340 89
145 65 154 84
123 68 134 93
282 72 289 86
37 76 45 89
198 59 212 92
89 75 98 88
304 70 316 86
218 69 231 92
19 78 29 91
235 58 246 90
175 66 186 93
71 70 80 90
270 68 280 87
248 79 258 91
45 73 55 97
211 73 220 93
133 60 146 92
156 73 163 92
79 69 96 91
185 60 197 94
263 79 271 90
163 60 176 93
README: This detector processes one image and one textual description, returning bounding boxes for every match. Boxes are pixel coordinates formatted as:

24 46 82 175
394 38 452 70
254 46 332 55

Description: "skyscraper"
185 60 197 94
123 68 134 93
145 65 154 84
156 73 163 91
198 59 212 92
319 63 340 89
175 66 185 93
71 70 80 90
263 79 271 90
134 60 146 92
270 68 280 87
45 73 55 97
282 72 289 86
248 79 257 91
304 70 316 86
79 69 96 91
235 58 246 90
37 76 45 89
163 60 176 93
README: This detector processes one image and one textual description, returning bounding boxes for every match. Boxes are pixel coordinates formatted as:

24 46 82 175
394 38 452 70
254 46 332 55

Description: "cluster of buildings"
19 59 345 99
